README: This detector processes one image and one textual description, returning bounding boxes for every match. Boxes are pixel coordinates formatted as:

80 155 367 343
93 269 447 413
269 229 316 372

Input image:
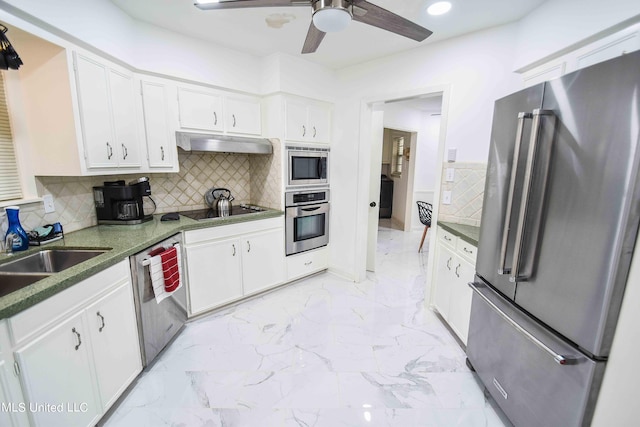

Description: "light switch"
446 168 455 182
43 195 56 213
442 191 452 205
447 148 457 162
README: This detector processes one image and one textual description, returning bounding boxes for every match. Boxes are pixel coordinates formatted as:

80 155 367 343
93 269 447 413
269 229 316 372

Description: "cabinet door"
307 105 330 143
109 69 142 168
86 282 141 411
74 54 116 169
225 96 262 135
15 312 101 427
285 99 308 142
185 238 243 315
242 228 285 295
141 81 175 168
178 88 223 132
0 360 23 427
433 244 455 320
448 258 475 344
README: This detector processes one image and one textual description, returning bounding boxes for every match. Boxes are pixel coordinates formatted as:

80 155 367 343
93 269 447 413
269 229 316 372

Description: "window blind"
0 72 22 201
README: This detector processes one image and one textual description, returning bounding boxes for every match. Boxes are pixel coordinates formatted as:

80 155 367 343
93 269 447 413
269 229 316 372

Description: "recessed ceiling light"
427 1 452 16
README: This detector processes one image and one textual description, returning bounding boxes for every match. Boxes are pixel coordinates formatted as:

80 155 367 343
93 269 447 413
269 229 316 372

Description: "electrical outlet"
442 191 452 205
43 195 55 213
446 168 455 182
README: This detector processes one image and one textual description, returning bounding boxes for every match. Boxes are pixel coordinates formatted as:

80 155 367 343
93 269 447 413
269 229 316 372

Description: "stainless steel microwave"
286 145 329 188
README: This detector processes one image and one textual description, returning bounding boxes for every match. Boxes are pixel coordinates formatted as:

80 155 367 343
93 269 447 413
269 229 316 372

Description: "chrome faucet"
4 232 17 255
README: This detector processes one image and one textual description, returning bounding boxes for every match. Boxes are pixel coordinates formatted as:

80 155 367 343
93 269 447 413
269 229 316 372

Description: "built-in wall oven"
286 145 329 188
285 188 329 255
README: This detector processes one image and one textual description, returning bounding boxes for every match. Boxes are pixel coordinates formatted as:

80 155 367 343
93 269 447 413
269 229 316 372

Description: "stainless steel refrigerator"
466 50 640 427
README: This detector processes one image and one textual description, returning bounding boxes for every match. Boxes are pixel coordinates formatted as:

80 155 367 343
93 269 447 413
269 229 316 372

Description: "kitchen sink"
0 249 110 298
0 249 108 273
0 272 52 298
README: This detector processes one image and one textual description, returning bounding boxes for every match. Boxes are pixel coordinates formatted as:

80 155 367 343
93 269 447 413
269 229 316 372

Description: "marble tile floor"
103 225 510 427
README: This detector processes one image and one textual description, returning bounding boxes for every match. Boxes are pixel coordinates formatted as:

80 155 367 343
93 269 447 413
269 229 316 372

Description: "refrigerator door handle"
510 109 556 283
469 282 579 365
498 112 532 275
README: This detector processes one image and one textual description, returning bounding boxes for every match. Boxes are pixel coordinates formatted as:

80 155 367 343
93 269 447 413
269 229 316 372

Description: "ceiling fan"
194 0 433 54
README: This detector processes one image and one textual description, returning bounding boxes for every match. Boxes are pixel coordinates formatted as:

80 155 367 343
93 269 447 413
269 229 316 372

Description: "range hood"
176 131 273 155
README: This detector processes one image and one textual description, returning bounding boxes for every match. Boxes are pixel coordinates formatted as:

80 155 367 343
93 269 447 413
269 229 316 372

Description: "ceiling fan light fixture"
427 1 452 16
312 0 352 33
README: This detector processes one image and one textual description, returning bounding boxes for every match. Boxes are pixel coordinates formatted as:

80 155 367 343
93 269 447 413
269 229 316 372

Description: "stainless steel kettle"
215 189 234 217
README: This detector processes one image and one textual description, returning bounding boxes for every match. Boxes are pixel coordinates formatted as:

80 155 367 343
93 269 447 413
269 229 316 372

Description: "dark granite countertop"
0 209 283 319
437 221 481 246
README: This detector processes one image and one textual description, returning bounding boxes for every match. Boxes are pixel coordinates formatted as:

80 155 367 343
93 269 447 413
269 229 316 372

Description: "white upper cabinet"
285 97 331 144
521 22 640 87
140 78 178 171
177 87 223 132
177 85 262 136
74 53 142 170
224 95 262 135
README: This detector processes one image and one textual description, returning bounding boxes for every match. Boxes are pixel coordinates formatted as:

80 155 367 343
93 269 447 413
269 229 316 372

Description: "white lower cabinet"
186 237 243 314
86 282 142 411
286 246 329 281
432 226 476 344
8 260 141 427
1 319 28 427
241 228 286 295
184 218 286 316
15 312 102 427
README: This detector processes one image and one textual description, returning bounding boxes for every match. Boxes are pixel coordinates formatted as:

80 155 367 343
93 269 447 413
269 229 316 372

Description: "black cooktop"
178 204 265 221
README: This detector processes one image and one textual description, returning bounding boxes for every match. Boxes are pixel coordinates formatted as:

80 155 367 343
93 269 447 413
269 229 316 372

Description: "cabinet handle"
444 235 452 242
232 244 236 256
304 261 312 266
161 146 165 161
232 114 237 127
97 311 105 332
446 257 452 270
247 241 251 252
313 126 317 138
214 111 217 125
455 264 461 278
13 361 20 376
302 125 306 137
122 143 128 160
106 142 113 160
72 327 82 351
463 247 473 254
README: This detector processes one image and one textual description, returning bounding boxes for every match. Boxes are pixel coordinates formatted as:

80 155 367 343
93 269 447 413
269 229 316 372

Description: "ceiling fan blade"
351 0 433 42
194 0 311 11
301 21 326 54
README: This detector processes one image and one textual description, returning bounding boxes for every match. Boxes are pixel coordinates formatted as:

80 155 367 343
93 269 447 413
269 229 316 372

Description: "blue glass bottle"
5 206 29 252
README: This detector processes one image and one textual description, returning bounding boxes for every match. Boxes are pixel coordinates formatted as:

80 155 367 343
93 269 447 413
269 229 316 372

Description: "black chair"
416 201 432 252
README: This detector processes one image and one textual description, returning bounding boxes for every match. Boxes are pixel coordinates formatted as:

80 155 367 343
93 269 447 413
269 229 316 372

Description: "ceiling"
110 0 546 70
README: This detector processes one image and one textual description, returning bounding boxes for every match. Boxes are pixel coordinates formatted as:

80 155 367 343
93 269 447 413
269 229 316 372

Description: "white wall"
514 0 640 71
329 24 520 279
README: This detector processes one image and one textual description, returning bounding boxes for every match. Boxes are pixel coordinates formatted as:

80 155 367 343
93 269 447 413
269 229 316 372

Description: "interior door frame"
354 85 451 299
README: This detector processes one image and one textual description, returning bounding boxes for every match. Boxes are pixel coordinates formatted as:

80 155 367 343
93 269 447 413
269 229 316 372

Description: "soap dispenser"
4 206 29 252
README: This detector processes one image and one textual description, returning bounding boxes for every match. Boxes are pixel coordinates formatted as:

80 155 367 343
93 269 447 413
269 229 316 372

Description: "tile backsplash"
438 162 486 227
1 140 282 235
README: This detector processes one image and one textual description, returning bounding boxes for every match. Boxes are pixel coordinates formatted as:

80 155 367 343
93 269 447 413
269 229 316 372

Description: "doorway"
365 93 444 273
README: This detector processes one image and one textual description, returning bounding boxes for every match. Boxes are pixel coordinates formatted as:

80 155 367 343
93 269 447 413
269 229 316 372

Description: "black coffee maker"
93 177 153 225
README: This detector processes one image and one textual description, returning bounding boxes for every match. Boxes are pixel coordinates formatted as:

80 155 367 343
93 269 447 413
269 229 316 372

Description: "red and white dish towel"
148 244 182 304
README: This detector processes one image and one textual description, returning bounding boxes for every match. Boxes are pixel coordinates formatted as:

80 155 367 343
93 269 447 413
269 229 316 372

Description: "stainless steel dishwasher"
129 233 187 367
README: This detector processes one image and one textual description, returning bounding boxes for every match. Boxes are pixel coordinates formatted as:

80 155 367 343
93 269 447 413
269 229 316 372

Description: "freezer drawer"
466 282 605 427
